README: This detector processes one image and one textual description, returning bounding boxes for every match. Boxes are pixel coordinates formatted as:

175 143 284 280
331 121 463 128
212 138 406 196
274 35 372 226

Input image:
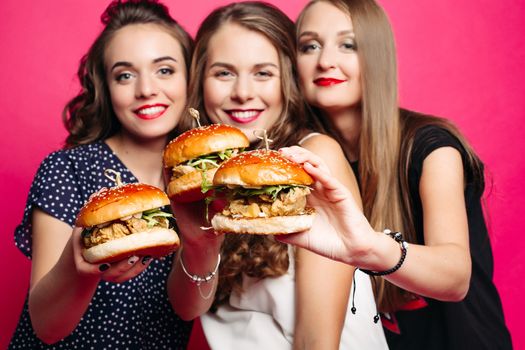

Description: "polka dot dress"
10 142 192 349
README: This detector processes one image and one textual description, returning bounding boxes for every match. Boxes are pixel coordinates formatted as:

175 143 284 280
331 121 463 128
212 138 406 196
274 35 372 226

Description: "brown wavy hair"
179 1 322 308
297 0 484 312
62 0 193 148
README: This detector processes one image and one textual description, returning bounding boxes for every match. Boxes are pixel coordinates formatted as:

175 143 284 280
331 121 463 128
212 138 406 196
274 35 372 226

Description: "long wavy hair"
297 0 484 312
62 0 193 148
179 1 321 308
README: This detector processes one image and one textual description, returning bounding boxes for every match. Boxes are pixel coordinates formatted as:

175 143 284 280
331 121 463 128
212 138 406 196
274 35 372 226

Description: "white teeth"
138 106 165 115
230 110 259 119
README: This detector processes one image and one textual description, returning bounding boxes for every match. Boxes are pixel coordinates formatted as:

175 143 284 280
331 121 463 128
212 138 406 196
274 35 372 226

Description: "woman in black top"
278 0 512 348
9 1 193 348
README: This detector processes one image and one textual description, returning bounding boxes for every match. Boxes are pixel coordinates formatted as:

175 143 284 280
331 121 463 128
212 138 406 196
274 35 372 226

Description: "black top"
10 142 192 350
384 124 512 349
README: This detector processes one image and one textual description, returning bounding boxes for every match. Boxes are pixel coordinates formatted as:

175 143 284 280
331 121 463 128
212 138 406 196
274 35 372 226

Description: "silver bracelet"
179 249 221 286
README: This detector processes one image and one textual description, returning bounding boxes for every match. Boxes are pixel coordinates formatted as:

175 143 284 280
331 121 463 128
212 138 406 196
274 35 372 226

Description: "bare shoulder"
299 133 360 203
299 133 343 155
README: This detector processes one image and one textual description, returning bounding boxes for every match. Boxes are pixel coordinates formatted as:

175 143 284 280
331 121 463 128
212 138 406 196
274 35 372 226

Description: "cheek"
108 84 132 110
297 58 315 80
203 79 226 109
263 81 283 107
165 77 187 101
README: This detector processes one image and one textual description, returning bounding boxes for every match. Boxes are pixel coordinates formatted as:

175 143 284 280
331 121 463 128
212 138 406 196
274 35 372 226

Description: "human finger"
100 255 141 282
71 227 107 276
275 231 312 251
280 146 330 173
104 255 153 283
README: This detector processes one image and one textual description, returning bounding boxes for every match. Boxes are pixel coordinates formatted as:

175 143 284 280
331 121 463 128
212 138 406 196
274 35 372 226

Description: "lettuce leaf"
231 185 308 201
142 208 173 228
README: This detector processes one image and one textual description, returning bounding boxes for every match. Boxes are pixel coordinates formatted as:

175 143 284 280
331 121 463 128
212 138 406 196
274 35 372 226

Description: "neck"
106 131 168 189
324 106 362 161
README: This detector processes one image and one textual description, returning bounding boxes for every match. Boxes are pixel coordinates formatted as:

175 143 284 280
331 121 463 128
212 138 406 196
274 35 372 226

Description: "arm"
167 201 224 320
382 147 471 300
279 146 471 301
293 135 358 350
29 209 152 344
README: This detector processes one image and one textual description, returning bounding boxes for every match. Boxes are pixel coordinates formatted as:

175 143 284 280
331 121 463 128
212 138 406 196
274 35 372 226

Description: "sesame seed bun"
76 183 169 227
163 124 249 167
211 208 315 235
82 227 179 264
212 149 314 187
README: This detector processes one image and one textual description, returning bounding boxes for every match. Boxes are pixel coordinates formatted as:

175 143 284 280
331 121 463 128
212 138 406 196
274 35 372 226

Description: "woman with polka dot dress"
9 1 193 349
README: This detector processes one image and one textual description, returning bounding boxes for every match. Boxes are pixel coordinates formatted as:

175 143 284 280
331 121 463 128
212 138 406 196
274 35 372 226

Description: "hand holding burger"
276 146 379 268
75 171 180 264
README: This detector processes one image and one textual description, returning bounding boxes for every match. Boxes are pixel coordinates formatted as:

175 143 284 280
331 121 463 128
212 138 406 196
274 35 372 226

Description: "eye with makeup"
298 40 321 54
114 71 135 83
340 39 357 52
157 66 175 78
254 69 277 81
211 68 235 81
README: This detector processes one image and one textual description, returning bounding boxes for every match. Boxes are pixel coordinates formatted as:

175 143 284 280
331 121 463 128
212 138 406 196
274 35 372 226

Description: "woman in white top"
167 2 387 349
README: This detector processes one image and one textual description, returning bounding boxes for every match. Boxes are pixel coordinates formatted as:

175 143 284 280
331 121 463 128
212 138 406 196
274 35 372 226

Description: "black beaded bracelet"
360 229 408 276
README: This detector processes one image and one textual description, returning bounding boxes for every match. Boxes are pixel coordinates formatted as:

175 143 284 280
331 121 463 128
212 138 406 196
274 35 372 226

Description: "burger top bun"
213 150 314 187
76 183 169 227
163 124 250 167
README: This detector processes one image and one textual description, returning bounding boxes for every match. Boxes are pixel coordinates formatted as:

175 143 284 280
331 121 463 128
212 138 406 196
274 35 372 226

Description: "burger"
76 183 180 264
211 149 315 235
163 124 250 203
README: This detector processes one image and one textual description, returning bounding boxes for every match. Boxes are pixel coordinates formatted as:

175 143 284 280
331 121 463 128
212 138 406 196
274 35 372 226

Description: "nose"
317 46 336 70
135 75 159 99
231 75 254 103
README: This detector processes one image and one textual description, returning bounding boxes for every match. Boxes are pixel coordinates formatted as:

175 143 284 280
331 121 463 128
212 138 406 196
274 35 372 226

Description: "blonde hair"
298 0 484 312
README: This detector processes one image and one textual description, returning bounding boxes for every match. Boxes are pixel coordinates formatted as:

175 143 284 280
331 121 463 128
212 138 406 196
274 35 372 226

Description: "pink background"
1 0 523 348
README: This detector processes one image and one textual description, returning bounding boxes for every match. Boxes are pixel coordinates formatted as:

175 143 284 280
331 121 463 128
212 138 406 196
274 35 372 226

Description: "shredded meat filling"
170 165 195 181
222 187 311 218
83 216 169 248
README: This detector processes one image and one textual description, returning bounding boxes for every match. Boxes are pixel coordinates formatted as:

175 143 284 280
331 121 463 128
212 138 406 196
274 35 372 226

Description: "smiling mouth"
134 105 167 120
314 78 347 87
224 109 262 124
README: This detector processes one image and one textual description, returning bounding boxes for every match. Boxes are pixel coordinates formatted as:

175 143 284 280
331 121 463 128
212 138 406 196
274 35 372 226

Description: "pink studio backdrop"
1 0 523 348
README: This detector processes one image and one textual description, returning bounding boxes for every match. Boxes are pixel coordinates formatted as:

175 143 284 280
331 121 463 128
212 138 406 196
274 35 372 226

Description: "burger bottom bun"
211 210 315 235
82 227 180 264
167 168 217 203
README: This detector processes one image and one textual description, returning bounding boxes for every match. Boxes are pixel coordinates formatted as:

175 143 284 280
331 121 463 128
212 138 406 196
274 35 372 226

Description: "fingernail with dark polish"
99 263 110 272
142 256 152 265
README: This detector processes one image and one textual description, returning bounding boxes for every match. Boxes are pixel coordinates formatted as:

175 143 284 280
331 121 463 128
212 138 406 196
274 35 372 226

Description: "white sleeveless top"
200 247 388 349
200 133 388 349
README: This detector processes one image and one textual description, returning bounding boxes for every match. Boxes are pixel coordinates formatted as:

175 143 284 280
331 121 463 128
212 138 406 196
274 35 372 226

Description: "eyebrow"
110 56 178 71
208 62 279 70
298 30 355 39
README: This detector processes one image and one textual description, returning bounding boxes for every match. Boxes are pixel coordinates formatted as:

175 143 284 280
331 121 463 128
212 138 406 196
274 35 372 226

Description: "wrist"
363 229 404 271
360 230 408 276
178 243 221 275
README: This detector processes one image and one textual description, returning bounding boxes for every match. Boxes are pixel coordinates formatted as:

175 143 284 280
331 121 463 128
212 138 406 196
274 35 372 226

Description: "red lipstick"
314 78 347 87
134 104 168 120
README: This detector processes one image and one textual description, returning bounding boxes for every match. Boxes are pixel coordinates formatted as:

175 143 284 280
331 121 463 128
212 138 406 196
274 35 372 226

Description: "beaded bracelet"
179 250 221 299
360 229 408 276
